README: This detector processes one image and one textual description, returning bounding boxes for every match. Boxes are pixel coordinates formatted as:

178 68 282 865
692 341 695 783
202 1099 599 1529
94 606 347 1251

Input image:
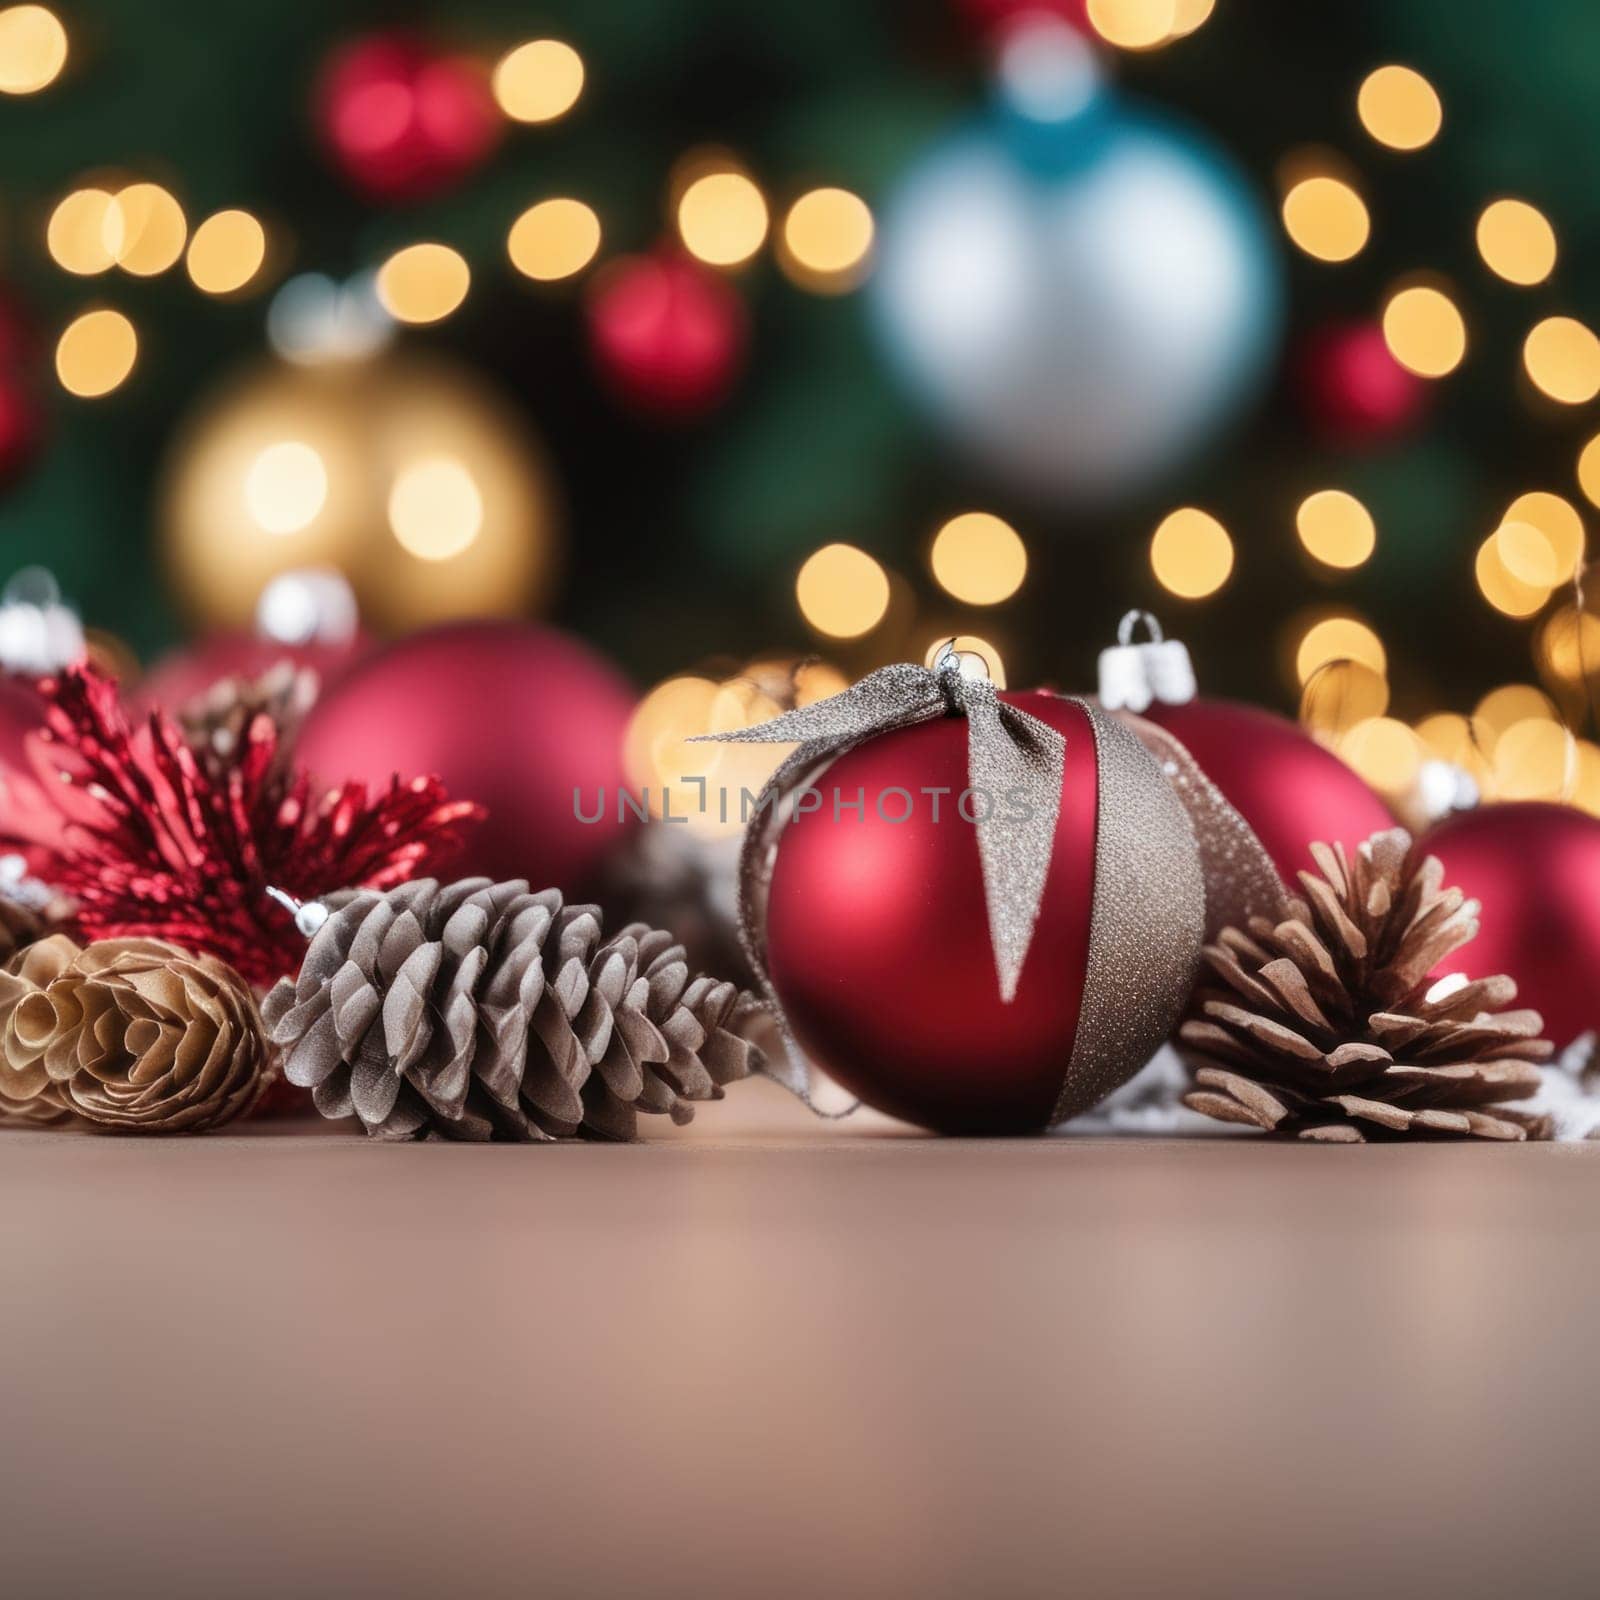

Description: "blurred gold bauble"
160 353 560 633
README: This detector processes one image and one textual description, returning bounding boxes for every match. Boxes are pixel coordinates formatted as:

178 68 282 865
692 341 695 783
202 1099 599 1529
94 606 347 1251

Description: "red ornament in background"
1422 802 1600 1049
1099 619 1394 887
136 630 369 721
586 251 748 418
954 0 1089 35
765 692 1203 1134
316 34 501 203
1298 320 1427 446
294 620 636 892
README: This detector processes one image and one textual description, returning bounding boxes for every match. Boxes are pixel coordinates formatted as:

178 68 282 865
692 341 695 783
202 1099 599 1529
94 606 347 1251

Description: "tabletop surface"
3 1082 1598 1599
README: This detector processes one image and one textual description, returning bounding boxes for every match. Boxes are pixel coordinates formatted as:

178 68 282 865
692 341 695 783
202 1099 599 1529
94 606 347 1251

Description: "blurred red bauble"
954 0 1089 34
587 251 747 418
1298 321 1427 446
1142 696 1395 886
765 692 1203 1134
294 620 635 891
316 34 501 203
0 371 44 491
1422 802 1600 1048
137 631 370 720
0 672 43 773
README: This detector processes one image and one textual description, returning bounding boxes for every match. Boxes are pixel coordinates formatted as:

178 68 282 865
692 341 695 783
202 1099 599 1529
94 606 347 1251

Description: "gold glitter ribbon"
694 651 1067 1106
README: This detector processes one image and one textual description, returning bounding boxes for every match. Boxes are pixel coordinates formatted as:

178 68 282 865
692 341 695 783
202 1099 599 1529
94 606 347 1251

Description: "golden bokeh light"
492 38 584 123
1299 660 1389 737
1578 435 1600 511
1493 717 1576 802
1150 508 1233 599
55 308 137 398
1338 718 1422 797
1415 712 1482 765
1356 65 1443 151
47 188 121 275
1295 615 1387 683
796 543 890 638
923 634 1007 690
1474 683 1558 744
677 170 769 268
780 187 874 292
1296 489 1376 569
243 441 327 536
930 512 1027 605
1493 521 1564 589
1474 534 1550 618
388 456 485 562
186 209 267 295
1382 284 1466 378
0 5 65 95
1524 316 1600 405
1476 199 1557 287
1538 606 1600 685
376 243 470 324
1573 741 1600 817
1280 175 1371 264
507 198 602 282
111 183 186 276
1503 491 1585 581
1167 0 1216 38
1086 0 1177 50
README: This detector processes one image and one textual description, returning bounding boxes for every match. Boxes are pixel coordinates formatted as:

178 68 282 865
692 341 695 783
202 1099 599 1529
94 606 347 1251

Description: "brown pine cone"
20 938 270 1133
1180 828 1553 1142
261 877 766 1141
0 934 81 1126
179 659 319 779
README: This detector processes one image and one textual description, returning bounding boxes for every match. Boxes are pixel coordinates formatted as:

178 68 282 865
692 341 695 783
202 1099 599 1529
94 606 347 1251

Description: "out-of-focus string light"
796 543 890 638
1150 508 1233 599
244 441 327 535
507 198 601 282
1577 435 1600 511
1537 606 1600 687
1476 199 1557 287
1382 283 1466 378
376 243 470 324
186 209 267 295
47 188 122 275
677 169 769 268
1473 683 1558 746
780 188 874 293
1338 717 1422 797
1167 0 1216 39
268 272 391 365
930 512 1027 605
1356 65 1443 152
55 308 137 398
0 5 66 95
1295 615 1387 683
1280 172 1371 264
388 456 484 562
492 38 584 124
1503 491 1585 581
923 634 1007 689
1572 741 1600 816
1524 316 1600 405
1086 0 1177 50
1493 717 1576 802
1296 489 1376 569
1475 532 1551 618
1300 660 1389 736
111 183 186 276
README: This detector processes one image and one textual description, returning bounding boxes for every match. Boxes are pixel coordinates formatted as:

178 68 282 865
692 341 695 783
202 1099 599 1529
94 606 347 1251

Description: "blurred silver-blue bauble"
871 26 1282 508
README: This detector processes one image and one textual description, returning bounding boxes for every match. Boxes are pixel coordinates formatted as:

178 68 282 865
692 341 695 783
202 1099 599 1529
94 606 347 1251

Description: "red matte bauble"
1298 321 1427 446
766 692 1100 1134
316 34 501 203
1422 802 1600 1048
136 631 370 720
587 252 747 417
1142 697 1394 886
955 0 1089 35
293 620 635 891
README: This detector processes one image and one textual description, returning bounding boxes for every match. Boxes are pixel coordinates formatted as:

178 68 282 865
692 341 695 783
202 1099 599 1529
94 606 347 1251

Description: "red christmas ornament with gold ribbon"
701 646 1206 1134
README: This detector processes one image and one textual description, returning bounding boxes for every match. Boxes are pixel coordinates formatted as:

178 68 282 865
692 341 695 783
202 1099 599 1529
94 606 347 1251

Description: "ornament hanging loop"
1099 612 1195 713
1117 609 1164 647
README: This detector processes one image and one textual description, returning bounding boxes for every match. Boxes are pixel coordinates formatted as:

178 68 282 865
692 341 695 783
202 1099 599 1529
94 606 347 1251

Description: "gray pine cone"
260 877 765 1141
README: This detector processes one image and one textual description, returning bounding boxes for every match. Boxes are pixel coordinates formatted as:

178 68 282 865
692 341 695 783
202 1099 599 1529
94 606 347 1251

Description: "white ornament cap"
1097 611 1197 714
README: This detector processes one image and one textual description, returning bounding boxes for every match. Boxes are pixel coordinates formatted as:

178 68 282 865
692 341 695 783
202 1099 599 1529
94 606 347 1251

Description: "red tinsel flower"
0 666 483 987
